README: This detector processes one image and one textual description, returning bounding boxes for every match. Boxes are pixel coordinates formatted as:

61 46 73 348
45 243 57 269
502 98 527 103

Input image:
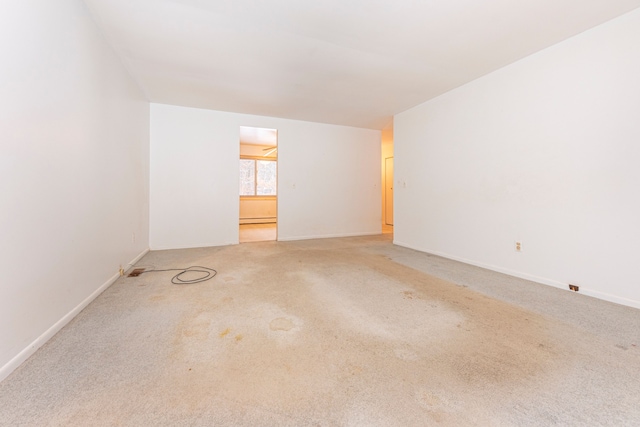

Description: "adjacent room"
2 0 639 425
238 126 279 243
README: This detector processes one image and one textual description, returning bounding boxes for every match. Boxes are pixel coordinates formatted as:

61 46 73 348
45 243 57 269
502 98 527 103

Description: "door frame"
384 156 393 226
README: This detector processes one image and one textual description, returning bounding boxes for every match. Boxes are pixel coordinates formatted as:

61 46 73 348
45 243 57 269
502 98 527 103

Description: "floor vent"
128 268 146 277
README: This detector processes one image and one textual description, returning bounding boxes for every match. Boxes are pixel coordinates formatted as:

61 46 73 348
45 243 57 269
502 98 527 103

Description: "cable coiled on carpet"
128 265 217 284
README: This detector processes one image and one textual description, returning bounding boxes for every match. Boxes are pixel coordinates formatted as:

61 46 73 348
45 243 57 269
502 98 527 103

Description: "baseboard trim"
0 248 150 383
579 288 640 310
150 242 236 251
278 231 381 242
393 240 640 310
125 248 151 272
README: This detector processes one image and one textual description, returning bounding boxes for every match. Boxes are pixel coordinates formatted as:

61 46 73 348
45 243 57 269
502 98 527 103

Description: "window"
239 159 277 196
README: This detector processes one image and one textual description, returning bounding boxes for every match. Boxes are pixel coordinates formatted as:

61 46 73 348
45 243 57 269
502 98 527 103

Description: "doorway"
239 126 278 243
385 157 394 227
381 126 394 234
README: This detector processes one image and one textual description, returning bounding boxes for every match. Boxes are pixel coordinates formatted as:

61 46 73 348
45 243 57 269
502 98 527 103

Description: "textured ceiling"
84 0 640 129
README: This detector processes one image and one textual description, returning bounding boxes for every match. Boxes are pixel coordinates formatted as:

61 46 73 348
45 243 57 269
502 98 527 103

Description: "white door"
385 157 393 226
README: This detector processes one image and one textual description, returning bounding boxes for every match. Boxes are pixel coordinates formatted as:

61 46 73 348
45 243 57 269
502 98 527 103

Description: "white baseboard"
0 248 150 383
579 288 640 310
393 240 640 310
150 241 237 250
277 230 381 242
125 247 151 272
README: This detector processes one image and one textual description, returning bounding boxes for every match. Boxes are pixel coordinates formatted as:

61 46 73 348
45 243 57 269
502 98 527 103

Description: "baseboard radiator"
239 216 276 225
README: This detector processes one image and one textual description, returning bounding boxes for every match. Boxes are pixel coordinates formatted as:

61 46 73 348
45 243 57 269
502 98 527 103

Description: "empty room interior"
238 126 279 243
1 1 640 425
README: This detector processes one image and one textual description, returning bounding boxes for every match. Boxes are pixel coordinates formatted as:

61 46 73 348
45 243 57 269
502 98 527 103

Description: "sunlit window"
239 159 277 196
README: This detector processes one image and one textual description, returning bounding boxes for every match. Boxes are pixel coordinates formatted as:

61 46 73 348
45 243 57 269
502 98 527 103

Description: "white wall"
0 1 150 380
150 104 381 249
395 9 640 308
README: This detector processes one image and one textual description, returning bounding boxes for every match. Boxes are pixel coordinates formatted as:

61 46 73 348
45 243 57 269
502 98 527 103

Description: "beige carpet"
1 235 639 426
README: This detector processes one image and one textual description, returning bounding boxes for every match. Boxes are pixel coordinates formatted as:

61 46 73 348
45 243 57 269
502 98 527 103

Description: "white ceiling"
239 126 277 146
84 0 640 130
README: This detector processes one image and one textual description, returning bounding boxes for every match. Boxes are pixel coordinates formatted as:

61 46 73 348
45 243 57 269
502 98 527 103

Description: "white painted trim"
152 232 383 248
0 248 150 383
278 231 381 242
126 248 150 271
150 242 237 251
393 241 640 310
579 288 640 310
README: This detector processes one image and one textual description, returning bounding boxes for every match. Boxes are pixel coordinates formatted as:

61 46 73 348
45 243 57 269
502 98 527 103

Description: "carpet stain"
269 317 294 331
417 390 442 408
415 389 454 424
160 245 567 421
402 290 415 299
394 347 419 361
14 237 638 426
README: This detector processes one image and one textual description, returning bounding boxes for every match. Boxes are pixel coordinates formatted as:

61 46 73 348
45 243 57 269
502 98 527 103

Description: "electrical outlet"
515 241 522 252
119 267 125 276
